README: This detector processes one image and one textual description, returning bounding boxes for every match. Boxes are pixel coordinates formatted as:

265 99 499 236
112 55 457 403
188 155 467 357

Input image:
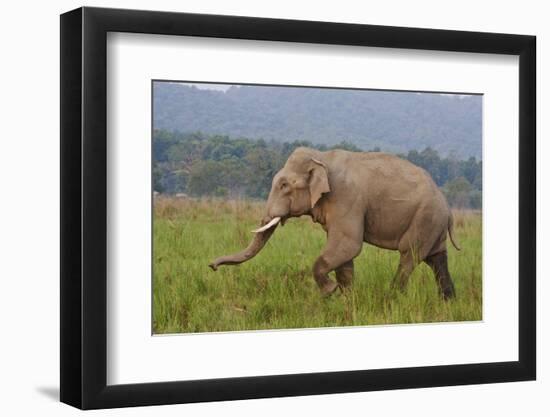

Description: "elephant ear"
308 158 330 208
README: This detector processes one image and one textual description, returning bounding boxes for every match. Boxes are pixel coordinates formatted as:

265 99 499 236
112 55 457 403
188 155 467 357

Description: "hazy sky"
184 83 231 91
173 82 470 98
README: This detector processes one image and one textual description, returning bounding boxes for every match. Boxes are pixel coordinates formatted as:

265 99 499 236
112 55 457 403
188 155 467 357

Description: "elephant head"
209 148 330 270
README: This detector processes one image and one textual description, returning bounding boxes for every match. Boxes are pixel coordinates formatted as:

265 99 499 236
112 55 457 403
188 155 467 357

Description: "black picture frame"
60 6 536 410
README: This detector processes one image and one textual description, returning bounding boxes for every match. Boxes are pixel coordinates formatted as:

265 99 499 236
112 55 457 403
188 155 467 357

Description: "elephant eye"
280 182 289 190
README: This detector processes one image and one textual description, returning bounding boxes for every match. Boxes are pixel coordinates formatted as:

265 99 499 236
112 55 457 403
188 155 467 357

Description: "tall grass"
153 197 482 334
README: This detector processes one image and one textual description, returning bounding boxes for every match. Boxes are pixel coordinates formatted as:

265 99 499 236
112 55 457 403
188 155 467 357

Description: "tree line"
153 130 482 209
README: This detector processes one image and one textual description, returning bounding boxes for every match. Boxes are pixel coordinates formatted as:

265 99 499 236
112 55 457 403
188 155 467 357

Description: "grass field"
153 197 482 334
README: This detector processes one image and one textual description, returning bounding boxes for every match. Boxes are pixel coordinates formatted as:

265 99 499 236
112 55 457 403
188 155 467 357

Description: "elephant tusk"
251 217 281 233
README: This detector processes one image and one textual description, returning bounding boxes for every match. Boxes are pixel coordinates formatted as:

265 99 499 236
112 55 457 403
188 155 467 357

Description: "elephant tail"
448 215 461 251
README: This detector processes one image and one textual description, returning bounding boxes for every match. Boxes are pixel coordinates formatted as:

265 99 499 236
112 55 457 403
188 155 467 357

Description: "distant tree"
461 156 480 185
445 150 461 182
245 148 280 198
188 160 223 196
444 177 473 208
473 161 482 191
152 163 164 193
470 190 482 210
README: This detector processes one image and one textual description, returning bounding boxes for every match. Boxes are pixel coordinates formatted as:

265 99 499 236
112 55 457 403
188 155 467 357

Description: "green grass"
153 198 482 334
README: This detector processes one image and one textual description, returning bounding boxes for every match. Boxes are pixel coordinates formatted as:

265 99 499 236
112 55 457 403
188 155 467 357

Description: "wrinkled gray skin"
209 147 460 299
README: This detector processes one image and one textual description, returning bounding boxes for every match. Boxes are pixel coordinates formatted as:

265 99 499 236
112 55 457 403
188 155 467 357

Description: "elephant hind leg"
425 251 456 300
390 251 418 292
393 210 448 294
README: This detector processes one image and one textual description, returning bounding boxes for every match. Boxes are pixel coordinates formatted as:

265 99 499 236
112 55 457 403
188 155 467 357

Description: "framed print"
60 6 536 410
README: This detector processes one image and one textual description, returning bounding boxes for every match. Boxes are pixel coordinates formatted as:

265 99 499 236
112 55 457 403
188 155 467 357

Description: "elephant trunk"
208 221 278 271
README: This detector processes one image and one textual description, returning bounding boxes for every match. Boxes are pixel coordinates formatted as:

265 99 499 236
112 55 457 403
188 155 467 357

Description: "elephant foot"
390 281 407 294
338 283 353 295
442 286 456 301
320 280 339 297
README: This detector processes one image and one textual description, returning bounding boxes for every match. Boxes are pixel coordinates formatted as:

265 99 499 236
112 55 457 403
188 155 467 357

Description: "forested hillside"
153 82 482 159
153 130 482 208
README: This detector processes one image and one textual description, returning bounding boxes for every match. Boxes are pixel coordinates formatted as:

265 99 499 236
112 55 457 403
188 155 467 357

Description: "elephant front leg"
313 258 339 296
313 232 362 297
335 260 354 291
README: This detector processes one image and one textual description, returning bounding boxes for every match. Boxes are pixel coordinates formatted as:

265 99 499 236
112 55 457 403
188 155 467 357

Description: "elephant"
209 147 460 299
